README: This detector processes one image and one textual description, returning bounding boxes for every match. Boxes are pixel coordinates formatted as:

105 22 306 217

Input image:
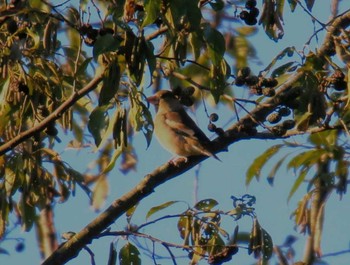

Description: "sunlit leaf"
146 201 179 219
142 0 161 27
194 199 218 211
102 148 123 174
246 144 284 185
119 242 141 265
288 167 308 201
126 203 139 223
91 175 109 211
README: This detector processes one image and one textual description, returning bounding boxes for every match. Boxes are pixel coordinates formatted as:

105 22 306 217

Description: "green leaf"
93 34 121 60
267 153 290 186
189 31 202 60
76 57 93 77
177 211 192 244
91 175 109 211
194 198 218 211
87 105 110 147
271 61 297 78
146 201 179 219
287 0 297 12
126 204 139 223
107 243 117 265
128 93 153 148
288 167 308 201
203 24 225 65
142 0 161 27
287 149 325 171
261 228 273 261
119 242 141 265
246 144 284 185
308 130 337 148
102 148 123 174
305 0 315 11
261 47 295 75
18 197 36 232
99 60 121 106
144 40 156 86
209 0 225 11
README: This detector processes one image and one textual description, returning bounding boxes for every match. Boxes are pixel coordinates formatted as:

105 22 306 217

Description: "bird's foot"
168 156 187 167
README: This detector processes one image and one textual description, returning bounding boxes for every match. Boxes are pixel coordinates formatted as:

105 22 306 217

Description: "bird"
147 90 220 163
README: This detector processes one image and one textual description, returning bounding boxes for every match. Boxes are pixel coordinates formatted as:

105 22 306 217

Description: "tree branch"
0 73 104 156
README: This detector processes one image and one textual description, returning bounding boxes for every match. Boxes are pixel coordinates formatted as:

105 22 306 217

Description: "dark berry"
46 124 58 137
284 99 300 109
266 78 278 87
15 242 25 252
245 0 257 9
332 70 345 80
179 96 194 106
282 119 296 130
271 125 287 136
18 83 29 95
183 86 195 96
262 88 275 97
7 19 18 34
267 113 281 124
238 67 251 78
249 7 260 18
239 10 249 20
99 27 114 36
235 76 246 86
80 24 92 35
208 123 217 132
172 86 182 96
333 80 347 91
210 113 219 122
245 75 259 86
245 16 257 26
278 107 291 117
214 127 225 136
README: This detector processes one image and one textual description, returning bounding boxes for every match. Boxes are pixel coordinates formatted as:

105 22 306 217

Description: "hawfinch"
148 90 219 162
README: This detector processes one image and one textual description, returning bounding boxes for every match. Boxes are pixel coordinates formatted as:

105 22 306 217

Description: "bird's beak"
147 94 159 105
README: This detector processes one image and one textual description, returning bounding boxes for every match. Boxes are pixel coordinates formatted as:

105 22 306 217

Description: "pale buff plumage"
148 90 219 161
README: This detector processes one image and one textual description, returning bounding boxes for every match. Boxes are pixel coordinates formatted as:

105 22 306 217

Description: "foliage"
0 0 349 264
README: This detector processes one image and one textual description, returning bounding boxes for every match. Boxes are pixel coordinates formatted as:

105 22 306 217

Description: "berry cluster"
80 24 115 46
329 70 347 91
267 107 295 136
235 67 278 97
239 0 259 26
207 113 224 136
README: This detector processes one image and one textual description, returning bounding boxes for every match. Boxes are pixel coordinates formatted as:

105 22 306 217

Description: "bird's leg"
168 156 187 167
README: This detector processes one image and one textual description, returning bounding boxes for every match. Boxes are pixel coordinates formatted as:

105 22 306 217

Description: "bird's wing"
164 110 211 142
